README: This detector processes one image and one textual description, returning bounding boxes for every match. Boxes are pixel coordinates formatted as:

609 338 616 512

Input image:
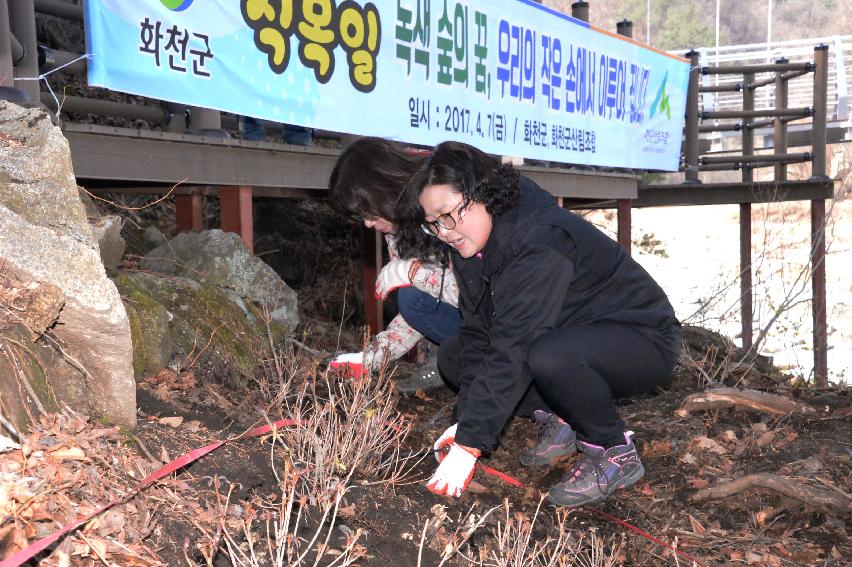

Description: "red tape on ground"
0 418 299 567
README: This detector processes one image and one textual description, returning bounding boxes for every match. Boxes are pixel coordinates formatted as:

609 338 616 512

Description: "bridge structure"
0 0 843 384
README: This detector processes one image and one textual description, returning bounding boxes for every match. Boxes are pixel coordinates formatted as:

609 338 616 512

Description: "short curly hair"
395 141 519 260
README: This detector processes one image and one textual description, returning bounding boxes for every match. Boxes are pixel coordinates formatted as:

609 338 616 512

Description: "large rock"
114 271 272 385
140 229 299 333
0 101 135 430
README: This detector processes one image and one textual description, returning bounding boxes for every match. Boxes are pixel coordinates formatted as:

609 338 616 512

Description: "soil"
123 335 851 567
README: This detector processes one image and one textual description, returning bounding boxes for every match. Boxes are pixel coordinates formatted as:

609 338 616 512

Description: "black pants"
438 323 680 448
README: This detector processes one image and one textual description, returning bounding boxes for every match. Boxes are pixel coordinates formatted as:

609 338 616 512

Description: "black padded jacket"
451 176 681 452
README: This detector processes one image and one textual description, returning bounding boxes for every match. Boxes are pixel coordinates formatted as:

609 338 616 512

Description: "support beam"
774 58 789 182
617 200 631 254
811 199 827 386
740 72 755 351
684 51 701 184
176 193 203 232
220 186 253 253
361 229 383 334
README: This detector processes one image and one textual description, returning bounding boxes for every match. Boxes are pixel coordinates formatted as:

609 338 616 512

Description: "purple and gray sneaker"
547 433 645 507
519 410 577 468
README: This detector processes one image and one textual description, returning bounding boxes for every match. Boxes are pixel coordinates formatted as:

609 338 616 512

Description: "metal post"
811 45 829 387
0 0 13 87
176 193 203 232
616 19 633 254
361 229 383 334
811 45 828 180
9 0 38 100
571 1 589 22
740 72 755 350
773 57 788 182
684 50 701 183
220 186 253 254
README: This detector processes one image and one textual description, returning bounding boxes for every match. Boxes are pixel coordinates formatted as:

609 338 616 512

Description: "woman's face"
419 183 492 258
363 216 396 234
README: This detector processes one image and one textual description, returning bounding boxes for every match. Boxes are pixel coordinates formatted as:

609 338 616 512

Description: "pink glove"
375 259 416 301
426 442 480 497
433 423 457 463
329 352 367 378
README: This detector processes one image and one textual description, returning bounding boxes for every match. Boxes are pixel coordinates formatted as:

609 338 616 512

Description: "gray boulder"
0 101 136 430
140 229 299 333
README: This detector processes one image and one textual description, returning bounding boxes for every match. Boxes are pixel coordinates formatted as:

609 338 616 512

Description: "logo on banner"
649 70 671 120
161 0 194 11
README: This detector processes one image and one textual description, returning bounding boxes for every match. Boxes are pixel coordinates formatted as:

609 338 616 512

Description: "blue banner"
85 0 689 170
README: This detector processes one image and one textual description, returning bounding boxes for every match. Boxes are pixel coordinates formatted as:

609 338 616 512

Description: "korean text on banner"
85 0 689 170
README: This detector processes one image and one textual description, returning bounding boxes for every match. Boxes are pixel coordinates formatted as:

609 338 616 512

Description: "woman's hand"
426 442 480 497
375 259 417 301
433 423 457 463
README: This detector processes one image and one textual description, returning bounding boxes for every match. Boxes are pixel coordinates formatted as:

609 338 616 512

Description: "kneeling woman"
396 142 682 507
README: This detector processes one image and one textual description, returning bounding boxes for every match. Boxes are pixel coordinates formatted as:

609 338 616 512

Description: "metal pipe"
571 1 589 22
811 45 828 179
811 199 828 386
701 62 813 75
9 0 38 100
684 50 700 183
746 66 814 90
9 29 22 64
701 152 811 165
38 45 86 75
774 57 789 181
41 93 169 124
34 0 83 21
701 107 811 119
699 83 742 93
699 123 742 133
0 0 13 87
697 163 741 171
740 71 754 351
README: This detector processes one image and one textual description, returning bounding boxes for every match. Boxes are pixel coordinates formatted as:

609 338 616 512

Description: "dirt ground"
3 327 849 566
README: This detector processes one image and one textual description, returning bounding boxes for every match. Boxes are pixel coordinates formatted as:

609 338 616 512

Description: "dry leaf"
688 477 710 489
720 430 737 443
756 430 776 447
49 446 88 461
338 502 357 518
637 483 656 496
158 416 184 428
643 439 672 458
680 452 696 465
694 436 728 454
688 513 706 534
184 420 203 433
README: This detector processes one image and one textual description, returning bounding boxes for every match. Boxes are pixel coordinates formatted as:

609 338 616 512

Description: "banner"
85 0 689 170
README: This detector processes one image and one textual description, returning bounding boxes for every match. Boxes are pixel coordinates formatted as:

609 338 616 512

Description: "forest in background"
544 0 851 51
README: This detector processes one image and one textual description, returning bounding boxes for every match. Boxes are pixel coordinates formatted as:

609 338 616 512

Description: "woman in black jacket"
396 141 682 507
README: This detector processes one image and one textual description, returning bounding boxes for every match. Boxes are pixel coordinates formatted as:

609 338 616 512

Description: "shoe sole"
546 464 645 508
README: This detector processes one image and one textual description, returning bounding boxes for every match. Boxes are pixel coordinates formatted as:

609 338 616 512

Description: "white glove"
426 443 479 497
329 352 368 377
375 259 415 301
433 423 457 463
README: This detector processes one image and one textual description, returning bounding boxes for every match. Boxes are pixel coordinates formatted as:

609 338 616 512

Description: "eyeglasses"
421 199 468 237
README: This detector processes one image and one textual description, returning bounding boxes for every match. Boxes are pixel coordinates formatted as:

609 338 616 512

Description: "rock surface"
0 101 136 430
141 229 299 333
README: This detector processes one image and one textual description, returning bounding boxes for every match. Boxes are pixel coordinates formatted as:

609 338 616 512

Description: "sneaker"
519 410 577 467
395 352 445 393
547 434 645 507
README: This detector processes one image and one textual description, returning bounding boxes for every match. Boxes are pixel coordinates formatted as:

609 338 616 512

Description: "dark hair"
396 141 519 259
328 137 425 222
